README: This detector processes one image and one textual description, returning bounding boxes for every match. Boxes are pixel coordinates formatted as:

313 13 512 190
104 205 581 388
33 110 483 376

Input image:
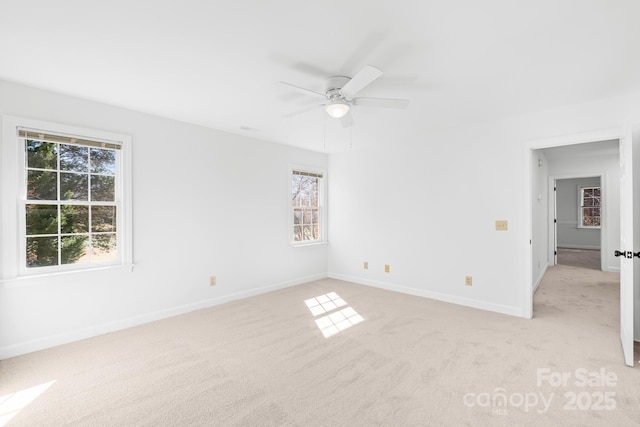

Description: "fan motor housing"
324 76 350 97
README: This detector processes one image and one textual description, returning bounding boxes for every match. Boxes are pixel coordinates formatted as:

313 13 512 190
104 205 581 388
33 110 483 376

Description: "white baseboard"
557 245 600 250
533 263 549 294
328 273 523 318
0 273 327 360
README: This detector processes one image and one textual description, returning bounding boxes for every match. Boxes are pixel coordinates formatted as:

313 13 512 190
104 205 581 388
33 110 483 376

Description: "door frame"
549 174 607 271
521 127 621 319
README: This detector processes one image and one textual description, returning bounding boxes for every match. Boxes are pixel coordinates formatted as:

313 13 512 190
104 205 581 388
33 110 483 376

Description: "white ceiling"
2 1 640 152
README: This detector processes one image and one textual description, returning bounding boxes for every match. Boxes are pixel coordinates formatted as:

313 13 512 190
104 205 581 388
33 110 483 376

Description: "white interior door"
619 126 638 367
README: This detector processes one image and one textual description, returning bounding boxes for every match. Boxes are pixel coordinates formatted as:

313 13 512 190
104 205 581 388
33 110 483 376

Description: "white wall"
0 81 328 358
328 122 526 316
3 79 639 357
556 177 601 250
328 89 640 322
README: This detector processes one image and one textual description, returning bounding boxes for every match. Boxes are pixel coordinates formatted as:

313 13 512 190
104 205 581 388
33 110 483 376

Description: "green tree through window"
23 132 118 268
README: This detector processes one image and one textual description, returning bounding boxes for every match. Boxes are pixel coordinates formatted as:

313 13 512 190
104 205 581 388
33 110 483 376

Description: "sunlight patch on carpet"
305 292 364 338
0 380 55 426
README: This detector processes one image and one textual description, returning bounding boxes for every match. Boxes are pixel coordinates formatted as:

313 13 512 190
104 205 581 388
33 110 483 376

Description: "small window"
579 186 601 228
291 168 325 244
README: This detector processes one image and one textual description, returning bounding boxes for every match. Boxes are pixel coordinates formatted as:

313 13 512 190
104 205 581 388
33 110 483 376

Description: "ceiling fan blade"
279 81 326 99
283 104 325 118
340 111 354 128
340 65 383 100
353 97 410 109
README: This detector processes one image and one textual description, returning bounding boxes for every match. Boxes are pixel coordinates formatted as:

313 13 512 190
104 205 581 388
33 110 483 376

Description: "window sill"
577 226 601 230
1 264 135 287
291 241 328 248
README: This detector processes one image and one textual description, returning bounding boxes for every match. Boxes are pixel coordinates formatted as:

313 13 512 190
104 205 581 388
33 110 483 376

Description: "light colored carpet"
557 248 601 270
1 266 638 426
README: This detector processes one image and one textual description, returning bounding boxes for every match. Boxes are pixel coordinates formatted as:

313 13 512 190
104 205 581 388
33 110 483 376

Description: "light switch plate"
495 220 508 231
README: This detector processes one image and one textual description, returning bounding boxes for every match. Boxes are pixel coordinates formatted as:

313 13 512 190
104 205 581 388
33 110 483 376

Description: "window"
290 168 325 244
579 186 601 228
1 116 132 279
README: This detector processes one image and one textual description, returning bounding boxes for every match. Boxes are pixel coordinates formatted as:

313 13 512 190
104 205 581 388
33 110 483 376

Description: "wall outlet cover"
495 220 508 231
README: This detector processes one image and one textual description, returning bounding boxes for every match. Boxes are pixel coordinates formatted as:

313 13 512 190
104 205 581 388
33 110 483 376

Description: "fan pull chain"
349 125 352 149
323 114 327 152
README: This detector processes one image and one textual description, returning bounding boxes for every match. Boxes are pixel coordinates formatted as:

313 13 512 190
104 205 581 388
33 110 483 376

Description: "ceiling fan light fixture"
325 100 350 118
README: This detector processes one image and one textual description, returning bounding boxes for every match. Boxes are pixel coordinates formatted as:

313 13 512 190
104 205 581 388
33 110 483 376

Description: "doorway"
525 127 639 366
522 128 621 320
523 129 639 366
554 176 603 271
534 140 618 279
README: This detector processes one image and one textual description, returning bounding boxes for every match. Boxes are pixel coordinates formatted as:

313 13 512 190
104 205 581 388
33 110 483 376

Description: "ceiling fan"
280 65 409 127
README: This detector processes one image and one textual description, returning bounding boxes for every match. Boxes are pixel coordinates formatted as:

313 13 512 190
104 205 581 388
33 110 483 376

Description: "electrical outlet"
495 220 508 231
210 276 216 286
364 261 369 269
384 264 390 273
465 276 473 286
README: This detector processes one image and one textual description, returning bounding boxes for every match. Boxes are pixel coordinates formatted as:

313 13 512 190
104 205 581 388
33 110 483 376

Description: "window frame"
1 115 133 281
578 185 602 229
289 165 327 246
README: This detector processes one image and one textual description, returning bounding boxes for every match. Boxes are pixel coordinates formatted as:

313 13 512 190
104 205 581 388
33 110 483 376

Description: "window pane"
26 236 58 267
292 175 318 207
26 204 58 235
61 205 89 233
90 148 116 175
60 144 88 172
583 207 600 217
92 234 117 261
303 209 313 224
583 197 594 207
27 170 58 200
303 225 313 240
61 172 88 200
293 225 302 241
293 210 302 225
585 216 598 226
292 175 305 205
92 206 116 232
61 235 89 265
91 175 115 201
26 140 57 169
